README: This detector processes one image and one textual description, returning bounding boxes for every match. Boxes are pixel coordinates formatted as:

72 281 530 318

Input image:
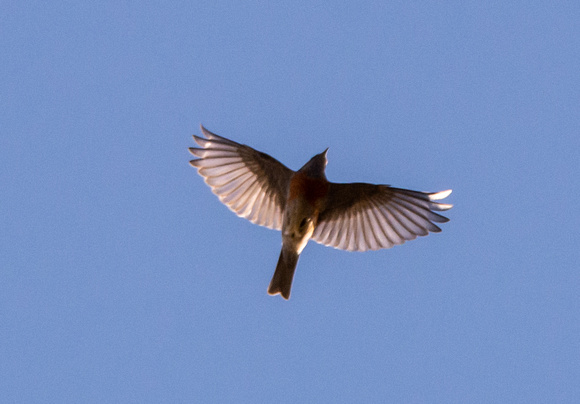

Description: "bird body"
189 125 452 299
269 153 329 298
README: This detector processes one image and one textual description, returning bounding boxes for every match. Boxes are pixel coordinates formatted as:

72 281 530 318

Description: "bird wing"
189 125 294 230
311 183 452 251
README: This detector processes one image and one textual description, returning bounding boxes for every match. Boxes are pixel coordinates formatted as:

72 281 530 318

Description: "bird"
189 125 452 300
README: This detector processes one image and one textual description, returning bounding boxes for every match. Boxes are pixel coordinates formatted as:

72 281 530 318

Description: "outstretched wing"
189 125 294 230
312 183 452 252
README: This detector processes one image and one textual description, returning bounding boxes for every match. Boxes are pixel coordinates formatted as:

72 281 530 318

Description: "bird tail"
268 247 300 300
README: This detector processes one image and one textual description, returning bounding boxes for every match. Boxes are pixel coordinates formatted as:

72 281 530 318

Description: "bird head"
299 148 328 178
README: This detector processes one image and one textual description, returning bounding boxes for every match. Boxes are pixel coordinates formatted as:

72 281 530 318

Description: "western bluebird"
189 125 452 299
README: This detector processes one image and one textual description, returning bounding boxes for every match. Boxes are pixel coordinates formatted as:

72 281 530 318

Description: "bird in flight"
189 125 452 300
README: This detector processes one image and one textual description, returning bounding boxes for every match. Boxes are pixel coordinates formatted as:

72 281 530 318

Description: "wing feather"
368 199 395 249
189 125 294 230
312 183 452 251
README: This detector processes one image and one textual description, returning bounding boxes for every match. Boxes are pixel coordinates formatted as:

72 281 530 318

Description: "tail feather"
268 248 300 300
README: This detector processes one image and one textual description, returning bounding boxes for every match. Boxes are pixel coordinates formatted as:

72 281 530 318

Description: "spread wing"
312 183 452 252
189 125 294 230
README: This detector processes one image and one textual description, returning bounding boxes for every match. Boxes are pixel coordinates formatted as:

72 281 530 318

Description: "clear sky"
2 1 579 403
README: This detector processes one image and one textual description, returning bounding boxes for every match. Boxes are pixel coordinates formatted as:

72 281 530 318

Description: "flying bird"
189 125 452 299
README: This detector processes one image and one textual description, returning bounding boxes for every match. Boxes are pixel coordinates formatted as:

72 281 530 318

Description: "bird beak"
322 148 329 166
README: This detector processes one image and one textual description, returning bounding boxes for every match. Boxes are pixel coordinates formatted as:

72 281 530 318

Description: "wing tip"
435 203 453 211
429 189 452 201
198 125 236 145
200 124 213 139
192 135 208 147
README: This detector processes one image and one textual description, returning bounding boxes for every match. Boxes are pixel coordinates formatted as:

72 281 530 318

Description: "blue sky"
2 1 579 402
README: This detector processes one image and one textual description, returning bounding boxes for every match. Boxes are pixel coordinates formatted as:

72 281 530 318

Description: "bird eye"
299 218 310 229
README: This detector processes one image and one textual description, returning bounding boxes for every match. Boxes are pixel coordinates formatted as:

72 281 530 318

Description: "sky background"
2 1 579 403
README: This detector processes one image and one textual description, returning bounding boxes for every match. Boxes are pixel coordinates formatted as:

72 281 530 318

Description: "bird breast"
281 198 317 254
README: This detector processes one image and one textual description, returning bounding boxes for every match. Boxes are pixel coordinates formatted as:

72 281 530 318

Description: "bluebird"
189 125 452 299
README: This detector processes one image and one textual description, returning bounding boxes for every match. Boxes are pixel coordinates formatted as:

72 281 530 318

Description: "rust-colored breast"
288 171 329 209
